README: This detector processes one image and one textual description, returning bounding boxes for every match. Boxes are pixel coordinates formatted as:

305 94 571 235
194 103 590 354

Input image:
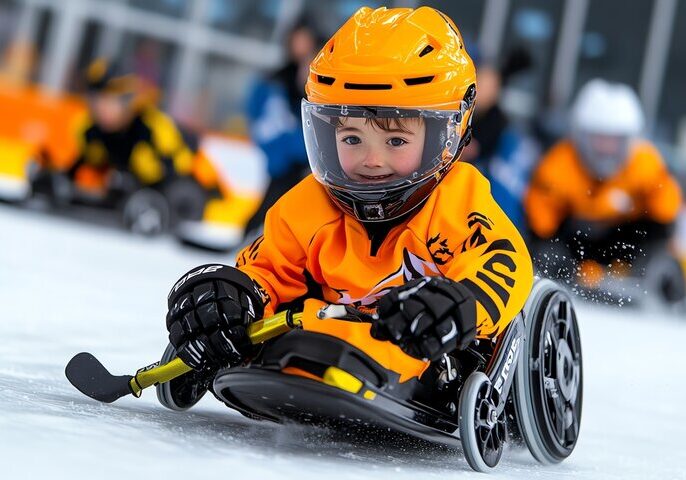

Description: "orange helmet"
302 6 477 222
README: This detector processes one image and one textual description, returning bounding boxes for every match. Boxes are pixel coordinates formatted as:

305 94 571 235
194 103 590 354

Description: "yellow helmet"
85 58 157 111
85 58 138 96
302 6 477 222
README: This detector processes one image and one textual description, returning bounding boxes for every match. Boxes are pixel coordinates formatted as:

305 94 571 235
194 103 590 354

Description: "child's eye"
342 136 361 145
388 137 407 147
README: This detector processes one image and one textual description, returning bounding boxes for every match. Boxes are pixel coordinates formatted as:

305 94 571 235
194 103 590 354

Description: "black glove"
371 276 477 361
166 264 264 370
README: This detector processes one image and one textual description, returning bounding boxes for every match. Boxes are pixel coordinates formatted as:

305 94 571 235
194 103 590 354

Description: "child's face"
90 93 132 132
335 117 425 184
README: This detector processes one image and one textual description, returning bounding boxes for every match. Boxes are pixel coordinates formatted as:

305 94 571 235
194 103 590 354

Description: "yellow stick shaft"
128 311 302 397
130 357 192 396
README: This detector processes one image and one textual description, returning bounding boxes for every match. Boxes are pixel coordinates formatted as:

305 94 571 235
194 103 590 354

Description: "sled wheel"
163 177 210 226
514 279 583 464
459 371 506 472
643 252 686 307
156 344 209 411
122 188 170 236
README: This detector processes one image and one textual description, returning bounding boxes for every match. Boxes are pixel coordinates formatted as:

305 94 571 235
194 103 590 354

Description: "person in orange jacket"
156 6 534 408
525 79 682 288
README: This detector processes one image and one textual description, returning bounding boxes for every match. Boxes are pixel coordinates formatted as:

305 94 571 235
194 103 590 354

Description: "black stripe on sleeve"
483 239 516 254
460 278 501 323
484 253 517 287
476 271 510 306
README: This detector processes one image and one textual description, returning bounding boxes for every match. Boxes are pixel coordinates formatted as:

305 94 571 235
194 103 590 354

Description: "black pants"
532 219 674 279
242 165 309 239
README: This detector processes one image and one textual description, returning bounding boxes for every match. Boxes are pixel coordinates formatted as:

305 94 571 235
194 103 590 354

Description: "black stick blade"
65 352 134 403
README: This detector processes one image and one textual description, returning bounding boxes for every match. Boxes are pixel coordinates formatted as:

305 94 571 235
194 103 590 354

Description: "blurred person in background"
63 58 196 197
525 79 684 304
242 21 320 240
461 47 538 232
27 57 231 240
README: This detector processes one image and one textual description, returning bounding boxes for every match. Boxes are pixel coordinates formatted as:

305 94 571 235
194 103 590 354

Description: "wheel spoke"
482 427 500 466
476 400 490 428
479 425 491 444
559 319 568 344
544 331 556 374
564 302 573 333
547 315 561 350
567 332 579 358
564 316 577 344
545 352 553 377
547 314 563 352
553 403 566 439
495 421 506 444
565 408 580 444
561 300 570 321
551 388 570 438
484 428 492 449
555 389 568 416
566 361 581 407
488 428 498 452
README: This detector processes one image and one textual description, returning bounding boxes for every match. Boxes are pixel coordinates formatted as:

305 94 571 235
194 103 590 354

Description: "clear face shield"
301 101 467 196
573 131 631 180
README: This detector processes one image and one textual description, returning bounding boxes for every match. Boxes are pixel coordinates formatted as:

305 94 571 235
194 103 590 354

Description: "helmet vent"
404 76 434 86
419 45 434 57
317 75 336 85
344 83 392 90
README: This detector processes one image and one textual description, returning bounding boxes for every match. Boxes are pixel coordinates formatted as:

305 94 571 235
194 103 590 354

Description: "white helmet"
570 79 645 179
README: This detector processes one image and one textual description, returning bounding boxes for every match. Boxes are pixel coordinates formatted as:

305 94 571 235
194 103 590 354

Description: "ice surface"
0 205 684 479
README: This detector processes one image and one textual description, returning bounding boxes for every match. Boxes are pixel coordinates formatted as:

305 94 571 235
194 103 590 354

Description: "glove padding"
371 276 477 361
166 264 264 370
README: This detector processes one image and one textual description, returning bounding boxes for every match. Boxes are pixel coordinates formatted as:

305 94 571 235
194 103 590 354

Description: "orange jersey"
236 162 533 339
525 139 682 239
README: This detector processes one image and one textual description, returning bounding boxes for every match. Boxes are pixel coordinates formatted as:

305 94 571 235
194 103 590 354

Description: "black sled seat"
213 329 461 446
211 279 583 473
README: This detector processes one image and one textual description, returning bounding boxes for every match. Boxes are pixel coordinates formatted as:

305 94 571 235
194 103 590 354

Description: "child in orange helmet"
525 79 682 298
158 6 533 409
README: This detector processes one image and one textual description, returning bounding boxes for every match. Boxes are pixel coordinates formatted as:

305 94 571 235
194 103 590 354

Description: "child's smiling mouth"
357 173 395 182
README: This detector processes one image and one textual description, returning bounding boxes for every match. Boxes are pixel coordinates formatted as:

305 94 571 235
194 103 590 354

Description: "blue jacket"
245 78 308 179
480 129 539 231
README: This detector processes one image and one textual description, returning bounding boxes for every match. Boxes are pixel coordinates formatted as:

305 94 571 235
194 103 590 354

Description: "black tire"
26 168 72 208
121 188 170 236
513 278 583 464
642 252 686 307
459 371 506 472
156 343 208 411
163 177 210 226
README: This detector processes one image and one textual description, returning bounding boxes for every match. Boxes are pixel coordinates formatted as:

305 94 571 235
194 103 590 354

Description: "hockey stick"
65 310 302 403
